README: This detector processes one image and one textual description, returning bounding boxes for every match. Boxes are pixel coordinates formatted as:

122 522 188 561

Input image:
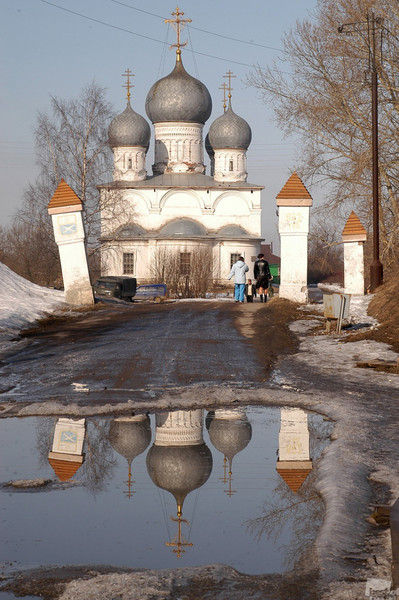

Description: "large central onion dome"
208 99 252 150
108 100 151 148
145 56 212 124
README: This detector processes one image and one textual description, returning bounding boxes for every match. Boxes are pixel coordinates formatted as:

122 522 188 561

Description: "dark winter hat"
257 253 264 259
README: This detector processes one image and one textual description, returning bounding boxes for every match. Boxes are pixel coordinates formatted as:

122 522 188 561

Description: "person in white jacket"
228 256 249 303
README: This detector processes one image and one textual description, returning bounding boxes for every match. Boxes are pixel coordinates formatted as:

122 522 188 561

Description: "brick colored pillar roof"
342 211 367 242
48 179 82 210
276 465 312 493
276 172 312 206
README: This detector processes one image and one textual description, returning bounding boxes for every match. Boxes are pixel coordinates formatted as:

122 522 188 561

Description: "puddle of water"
0 407 331 576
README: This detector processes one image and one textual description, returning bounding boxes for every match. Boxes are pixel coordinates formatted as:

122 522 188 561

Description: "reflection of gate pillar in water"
47 179 94 305
48 418 86 481
276 173 313 303
146 410 213 557
277 408 312 493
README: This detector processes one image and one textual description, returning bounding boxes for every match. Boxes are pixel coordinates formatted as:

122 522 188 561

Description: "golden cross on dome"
223 69 236 99
219 82 228 113
122 68 134 102
166 511 193 558
165 6 192 59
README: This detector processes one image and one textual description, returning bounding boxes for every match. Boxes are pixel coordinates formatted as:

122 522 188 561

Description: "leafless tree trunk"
248 0 399 273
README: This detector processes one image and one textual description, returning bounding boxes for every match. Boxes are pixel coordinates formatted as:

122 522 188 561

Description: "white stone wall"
213 149 247 182
278 206 310 303
154 410 204 446
278 408 310 462
344 241 365 295
51 418 86 455
51 210 94 305
153 122 205 174
100 186 262 282
113 146 147 181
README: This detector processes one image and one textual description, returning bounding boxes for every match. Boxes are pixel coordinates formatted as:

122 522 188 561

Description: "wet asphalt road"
1 302 264 405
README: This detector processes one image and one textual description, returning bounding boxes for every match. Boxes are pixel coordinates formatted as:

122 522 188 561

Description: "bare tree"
2 83 116 284
248 0 399 272
308 216 344 284
1 220 61 286
151 245 214 298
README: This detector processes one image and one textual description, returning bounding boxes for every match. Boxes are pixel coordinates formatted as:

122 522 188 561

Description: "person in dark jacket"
245 279 256 302
254 253 271 303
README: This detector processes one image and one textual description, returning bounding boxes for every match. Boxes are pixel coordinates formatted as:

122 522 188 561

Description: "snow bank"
0 262 65 355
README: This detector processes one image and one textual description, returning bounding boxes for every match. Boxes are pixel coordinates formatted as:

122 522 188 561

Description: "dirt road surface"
1 297 399 600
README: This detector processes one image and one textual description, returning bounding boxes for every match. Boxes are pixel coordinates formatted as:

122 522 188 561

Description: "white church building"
99 9 263 283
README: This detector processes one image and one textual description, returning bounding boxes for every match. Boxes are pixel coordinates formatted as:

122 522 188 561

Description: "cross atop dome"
219 81 228 113
223 69 236 99
165 6 192 60
122 68 134 102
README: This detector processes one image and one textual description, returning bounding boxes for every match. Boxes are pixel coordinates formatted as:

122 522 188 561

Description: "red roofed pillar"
342 212 367 295
276 173 313 303
48 180 94 305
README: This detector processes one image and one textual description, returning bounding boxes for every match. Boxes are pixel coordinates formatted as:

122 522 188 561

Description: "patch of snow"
0 262 65 357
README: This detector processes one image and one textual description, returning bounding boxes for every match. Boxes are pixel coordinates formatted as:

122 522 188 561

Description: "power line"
39 0 273 69
110 0 283 52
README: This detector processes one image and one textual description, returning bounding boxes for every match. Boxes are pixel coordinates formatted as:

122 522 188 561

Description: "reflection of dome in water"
208 416 252 464
108 416 151 466
146 444 212 509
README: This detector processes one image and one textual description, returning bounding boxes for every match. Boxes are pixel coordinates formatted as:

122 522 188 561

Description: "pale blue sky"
1 0 318 246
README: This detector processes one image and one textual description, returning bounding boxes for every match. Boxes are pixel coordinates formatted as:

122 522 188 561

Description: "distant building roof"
342 211 367 242
260 243 280 265
48 179 82 211
276 172 312 206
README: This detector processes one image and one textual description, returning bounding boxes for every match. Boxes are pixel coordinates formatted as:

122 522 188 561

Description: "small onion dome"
108 416 151 466
108 101 151 149
208 417 252 465
208 99 252 150
205 133 214 158
146 444 213 509
145 57 212 124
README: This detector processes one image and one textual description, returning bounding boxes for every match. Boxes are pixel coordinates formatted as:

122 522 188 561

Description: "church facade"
99 10 263 284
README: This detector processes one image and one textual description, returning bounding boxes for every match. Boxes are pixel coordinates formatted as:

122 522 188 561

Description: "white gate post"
48 179 94 305
276 173 313 303
342 211 367 295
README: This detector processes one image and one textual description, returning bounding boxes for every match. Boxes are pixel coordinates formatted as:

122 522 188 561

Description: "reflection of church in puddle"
276 408 313 492
146 410 212 557
207 408 252 497
48 418 86 481
45 408 312 559
108 415 152 497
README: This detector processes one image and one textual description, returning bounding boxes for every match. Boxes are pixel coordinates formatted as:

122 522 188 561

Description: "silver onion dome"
208 99 252 150
208 416 252 464
146 444 213 509
108 101 151 149
108 416 152 466
145 57 212 124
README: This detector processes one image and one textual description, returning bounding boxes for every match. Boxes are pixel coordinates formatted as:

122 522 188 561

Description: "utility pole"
339 12 383 291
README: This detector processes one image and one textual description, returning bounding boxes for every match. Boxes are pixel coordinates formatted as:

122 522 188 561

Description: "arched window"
229 160 234 172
